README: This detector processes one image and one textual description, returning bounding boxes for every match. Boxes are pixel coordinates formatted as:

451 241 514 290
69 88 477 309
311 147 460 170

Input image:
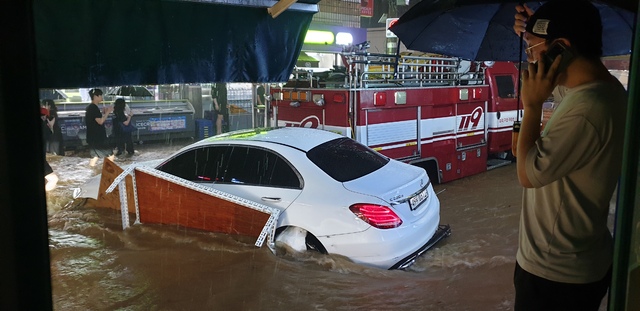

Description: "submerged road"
44 141 613 310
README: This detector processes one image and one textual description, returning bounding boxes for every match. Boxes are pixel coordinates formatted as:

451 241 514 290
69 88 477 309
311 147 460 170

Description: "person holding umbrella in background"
512 1 627 310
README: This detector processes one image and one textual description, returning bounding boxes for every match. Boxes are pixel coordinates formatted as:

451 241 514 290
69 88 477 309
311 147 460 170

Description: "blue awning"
33 0 319 88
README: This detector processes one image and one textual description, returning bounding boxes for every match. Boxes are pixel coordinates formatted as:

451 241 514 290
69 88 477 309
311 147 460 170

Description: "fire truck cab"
271 44 521 184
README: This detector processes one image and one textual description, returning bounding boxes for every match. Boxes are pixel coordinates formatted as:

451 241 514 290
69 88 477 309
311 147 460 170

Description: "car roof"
189 127 343 152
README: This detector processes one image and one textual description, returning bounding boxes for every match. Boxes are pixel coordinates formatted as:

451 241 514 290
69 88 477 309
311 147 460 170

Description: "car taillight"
349 204 402 229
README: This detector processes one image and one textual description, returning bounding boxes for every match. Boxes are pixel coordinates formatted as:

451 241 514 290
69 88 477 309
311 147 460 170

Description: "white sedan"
154 127 450 269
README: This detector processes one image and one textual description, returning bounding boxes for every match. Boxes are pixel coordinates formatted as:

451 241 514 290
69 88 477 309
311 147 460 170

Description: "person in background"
113 98 135 157
85 88 115 167
256 84 266 107
211 83 228 135
40 106 51 152
255 84 266 128
39 105 58 191
43 99 65 156
512 1 627 310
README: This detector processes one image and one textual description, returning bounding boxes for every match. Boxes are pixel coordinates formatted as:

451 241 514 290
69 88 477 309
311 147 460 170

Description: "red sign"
361 0 374 17
386 18 399 38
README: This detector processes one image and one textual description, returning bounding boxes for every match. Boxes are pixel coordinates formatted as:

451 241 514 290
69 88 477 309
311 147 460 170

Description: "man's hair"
525 0 603 59
88 88 103 99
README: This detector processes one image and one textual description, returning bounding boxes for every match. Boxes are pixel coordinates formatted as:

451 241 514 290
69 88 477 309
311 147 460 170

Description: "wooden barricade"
85 158 271 238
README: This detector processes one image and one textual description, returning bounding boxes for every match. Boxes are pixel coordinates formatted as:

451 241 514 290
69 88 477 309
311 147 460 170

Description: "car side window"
224 146 301 189
157 146 231 182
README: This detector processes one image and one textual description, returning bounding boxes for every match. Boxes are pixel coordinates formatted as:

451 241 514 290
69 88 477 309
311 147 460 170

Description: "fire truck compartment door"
455 102 486 149
362 107 419 159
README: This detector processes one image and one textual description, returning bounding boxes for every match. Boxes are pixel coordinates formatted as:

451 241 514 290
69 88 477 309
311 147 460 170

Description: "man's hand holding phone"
516 42 564 165
521 48 564 111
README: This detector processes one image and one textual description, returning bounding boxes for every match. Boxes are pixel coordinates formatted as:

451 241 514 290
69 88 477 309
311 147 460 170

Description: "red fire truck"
270 45 522 184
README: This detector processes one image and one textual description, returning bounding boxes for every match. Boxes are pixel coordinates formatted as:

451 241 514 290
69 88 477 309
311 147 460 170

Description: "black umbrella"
390 0 635 61
390 0 635 155
108 85 153 97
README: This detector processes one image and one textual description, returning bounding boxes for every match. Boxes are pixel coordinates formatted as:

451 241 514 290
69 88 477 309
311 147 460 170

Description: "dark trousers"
115 132 134 155
514 262 611 311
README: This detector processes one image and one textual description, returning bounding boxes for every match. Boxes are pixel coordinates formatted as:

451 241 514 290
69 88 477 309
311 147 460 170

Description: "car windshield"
307 137 389 182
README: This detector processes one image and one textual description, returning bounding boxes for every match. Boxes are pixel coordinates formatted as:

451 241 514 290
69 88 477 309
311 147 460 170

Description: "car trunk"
342 161 434 222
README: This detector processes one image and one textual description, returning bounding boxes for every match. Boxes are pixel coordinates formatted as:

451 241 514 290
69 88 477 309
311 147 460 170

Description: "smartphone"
543 41 574 73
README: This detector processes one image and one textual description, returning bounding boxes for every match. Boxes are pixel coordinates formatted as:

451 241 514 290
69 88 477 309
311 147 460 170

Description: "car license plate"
409 188 428 211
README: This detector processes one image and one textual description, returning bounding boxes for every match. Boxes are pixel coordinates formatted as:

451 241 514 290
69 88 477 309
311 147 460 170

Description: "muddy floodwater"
44 140 613 310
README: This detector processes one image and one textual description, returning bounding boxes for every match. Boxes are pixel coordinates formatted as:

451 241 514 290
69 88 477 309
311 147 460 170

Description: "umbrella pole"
394 40 401 80
512 10 525 158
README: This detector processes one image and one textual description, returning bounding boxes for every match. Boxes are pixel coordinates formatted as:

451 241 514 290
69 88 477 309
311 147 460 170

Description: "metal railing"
285 43 487 89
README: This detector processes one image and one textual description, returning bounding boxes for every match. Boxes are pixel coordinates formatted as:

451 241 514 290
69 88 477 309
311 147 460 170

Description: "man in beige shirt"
513 1 627 310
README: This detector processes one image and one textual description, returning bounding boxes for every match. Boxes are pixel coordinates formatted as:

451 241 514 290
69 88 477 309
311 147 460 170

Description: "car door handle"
261 197 281 202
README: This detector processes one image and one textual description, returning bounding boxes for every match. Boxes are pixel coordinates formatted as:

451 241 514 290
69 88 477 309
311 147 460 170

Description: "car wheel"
305 232 327 254
275 226 327 255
